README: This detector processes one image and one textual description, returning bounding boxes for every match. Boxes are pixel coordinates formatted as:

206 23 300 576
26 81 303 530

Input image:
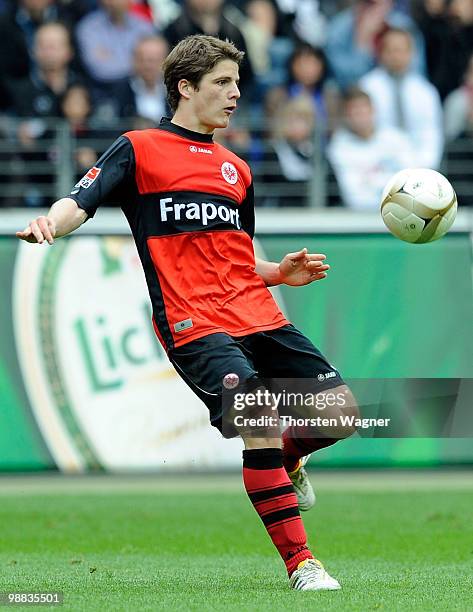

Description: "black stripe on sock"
261 505 300 527
248 484 295 504
243 448 283 470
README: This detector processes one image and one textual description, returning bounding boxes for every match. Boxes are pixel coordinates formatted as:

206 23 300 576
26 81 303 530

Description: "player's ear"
177 79 194 100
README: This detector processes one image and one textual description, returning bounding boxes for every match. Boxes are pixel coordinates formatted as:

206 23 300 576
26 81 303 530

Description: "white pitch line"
0 471 471 495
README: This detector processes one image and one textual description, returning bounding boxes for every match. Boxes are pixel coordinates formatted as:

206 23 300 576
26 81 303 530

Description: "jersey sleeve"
240 181 255 239
68 135 135 218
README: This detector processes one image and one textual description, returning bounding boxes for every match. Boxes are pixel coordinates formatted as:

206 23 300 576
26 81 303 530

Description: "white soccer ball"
380 168 457 243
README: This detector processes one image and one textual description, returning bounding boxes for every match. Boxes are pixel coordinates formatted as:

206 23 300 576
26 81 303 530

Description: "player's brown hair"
163 35 244 112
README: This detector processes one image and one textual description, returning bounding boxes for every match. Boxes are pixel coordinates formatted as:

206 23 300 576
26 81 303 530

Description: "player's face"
190 60 241 132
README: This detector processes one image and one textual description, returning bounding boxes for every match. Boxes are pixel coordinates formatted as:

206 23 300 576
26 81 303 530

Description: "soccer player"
17 35 358 591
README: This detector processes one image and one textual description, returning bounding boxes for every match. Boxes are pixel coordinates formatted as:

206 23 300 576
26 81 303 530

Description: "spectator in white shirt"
272 0 327 47
327 87 415 210
325 0 425 90
444 52 473 142
360 27 443 169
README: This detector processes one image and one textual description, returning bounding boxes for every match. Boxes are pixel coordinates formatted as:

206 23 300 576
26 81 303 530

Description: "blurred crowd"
0 0 473 208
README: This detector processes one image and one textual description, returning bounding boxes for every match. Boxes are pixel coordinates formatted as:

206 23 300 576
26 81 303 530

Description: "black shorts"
169 324 344 435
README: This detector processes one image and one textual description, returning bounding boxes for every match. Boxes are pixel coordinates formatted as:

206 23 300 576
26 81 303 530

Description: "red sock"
242 448 313 575
282 425 339 473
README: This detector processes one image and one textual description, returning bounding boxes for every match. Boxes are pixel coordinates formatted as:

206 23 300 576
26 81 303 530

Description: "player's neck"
171 110 215 136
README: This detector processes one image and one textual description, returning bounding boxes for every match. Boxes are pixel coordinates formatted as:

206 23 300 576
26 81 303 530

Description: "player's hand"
16 216 56 245
278 248 330 286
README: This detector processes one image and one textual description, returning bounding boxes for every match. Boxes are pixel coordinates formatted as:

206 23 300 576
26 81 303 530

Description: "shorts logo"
317 371 337 382
221 162 238 184
223 373 239 389
78 166 101 189
189 145 212 154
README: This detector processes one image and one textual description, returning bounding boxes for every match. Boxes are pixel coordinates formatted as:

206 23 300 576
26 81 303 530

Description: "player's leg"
282 382 358 471
281 381 358 512
252 325 359 508
169 335 339 589
237 413 314 578
170 336 312 573
240 432 340 590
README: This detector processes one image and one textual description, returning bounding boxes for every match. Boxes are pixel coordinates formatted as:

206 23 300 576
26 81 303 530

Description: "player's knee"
335 388 359 438
318 385 359 439
236 414 282 448
231 383 281 444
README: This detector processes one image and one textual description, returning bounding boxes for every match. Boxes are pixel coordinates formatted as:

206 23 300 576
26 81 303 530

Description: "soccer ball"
380 168 457 243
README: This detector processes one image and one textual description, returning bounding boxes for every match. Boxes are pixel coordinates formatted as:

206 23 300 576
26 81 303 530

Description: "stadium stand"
0 0 472 208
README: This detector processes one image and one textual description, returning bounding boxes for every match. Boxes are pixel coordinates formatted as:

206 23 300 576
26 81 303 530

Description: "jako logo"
221 162 238 184
160 197 241 229
189 145 212 154
317 371 336 381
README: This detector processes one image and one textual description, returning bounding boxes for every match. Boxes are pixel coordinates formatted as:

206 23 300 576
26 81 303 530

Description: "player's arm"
255 249 330 287
16 198 87 244
16 135 134 245
241 182 330 286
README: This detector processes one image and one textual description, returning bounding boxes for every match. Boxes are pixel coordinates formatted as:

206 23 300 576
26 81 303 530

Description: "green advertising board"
0 220 472 471
260 233 473 466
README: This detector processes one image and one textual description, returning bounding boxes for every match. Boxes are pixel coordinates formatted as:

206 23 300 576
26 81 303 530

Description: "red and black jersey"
69 117 288 351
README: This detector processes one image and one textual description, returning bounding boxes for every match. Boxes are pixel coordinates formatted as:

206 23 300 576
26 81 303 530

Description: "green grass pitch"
0 471 472 611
